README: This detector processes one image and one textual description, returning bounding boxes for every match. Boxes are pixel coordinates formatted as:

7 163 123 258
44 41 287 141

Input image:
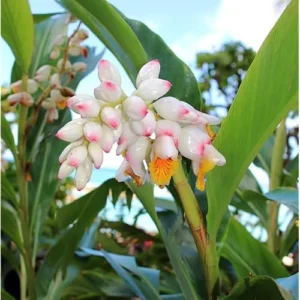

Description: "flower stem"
268 119 286 253
172 161 218 299
16 74 36 300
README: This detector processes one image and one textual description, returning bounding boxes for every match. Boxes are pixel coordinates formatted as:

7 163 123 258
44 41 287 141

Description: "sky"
1 0 290 231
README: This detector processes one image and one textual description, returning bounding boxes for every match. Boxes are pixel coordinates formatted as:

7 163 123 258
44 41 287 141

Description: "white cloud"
170 0 286 64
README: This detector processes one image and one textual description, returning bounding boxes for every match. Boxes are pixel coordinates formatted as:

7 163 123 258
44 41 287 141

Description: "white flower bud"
97 59 121 85
83 122 103 143
75 158 93 191
72 62 87 72
129 110 156 137
123 96 148 121
101 107 121 130
136 59 160 87
67 145 88 167
58 161 75 179
94 81 121 103
88 143 103 169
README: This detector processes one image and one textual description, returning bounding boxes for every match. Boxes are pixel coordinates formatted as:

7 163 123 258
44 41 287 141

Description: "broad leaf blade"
1 113 17 158
206 0 298 238
2 0 34 72
224 275 293 300
220 218 288 279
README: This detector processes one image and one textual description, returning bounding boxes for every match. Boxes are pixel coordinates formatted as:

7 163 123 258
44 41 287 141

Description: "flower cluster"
7 21 88 122
56 59 226 191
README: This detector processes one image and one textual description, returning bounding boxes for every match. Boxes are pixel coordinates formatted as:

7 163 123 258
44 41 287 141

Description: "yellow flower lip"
196 157 216 191
149 155 178 186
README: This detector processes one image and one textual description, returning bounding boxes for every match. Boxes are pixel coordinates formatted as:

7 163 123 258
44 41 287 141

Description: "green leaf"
77 248 161 300
220 218 288 279
1 113 17 158
1 202 23 253
2 0 34 72
33 13 63 24
280 216 298 257
127 182 202 300
265 188 298 215
1 290 16 300
62 269 135 298
1 172 18 208
224 275 293 300
57 179 129 229
161 295 184 300
206 0 298 238
58 0 147 82
276 273 299 300
283 155 299 187
253 135 274 174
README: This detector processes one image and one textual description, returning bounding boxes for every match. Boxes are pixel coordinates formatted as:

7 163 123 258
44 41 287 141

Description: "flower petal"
155 119 181 147
123 96 148 121
59 140 83 163
136 59 160 87
153 136 178 160
94 81 121 103
67 145 88 167
100 125 115 153
88 143 104 168
129 110 156 137
75 158 93 191
98 59 121 85
58 161 75 179
135 78 171 102
83 122 103 143
101 107 121 130
56 123 84 142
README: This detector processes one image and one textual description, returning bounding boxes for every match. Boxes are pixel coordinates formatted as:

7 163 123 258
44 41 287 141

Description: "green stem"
268 119 286 253
16 74 36 300
172 161 218 300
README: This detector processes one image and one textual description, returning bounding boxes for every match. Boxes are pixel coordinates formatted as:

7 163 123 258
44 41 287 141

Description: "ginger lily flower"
178 125 225 191
149 136 179 187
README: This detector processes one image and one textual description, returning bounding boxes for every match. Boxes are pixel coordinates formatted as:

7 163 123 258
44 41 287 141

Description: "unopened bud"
34 65 52 82
50 73 60 88
50 48 60 60
57 59 72 71
72 62 87 72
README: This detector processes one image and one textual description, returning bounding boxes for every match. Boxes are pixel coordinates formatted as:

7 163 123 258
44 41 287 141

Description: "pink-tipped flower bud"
97 59 121 85
71 98 101 118
68 45 81 56
88 143 103 169
58 161 75 179
135 78 171 102
56 122 84 142
94 81 121 103
57 59 72 71
129 110 156 137
59 140 83 163
7 92 34 107
66 145 88 167
72 62 87 72
83 122 103 143
46 108 59 123
74 158 93 191
34 65 52 82
50 73 61 89
50 48 60 60
11 79 38 94
116 122 138 155
136 59 160 87
123 96 148 121
53 34 67 46
101 107 121 130
100 125 115 153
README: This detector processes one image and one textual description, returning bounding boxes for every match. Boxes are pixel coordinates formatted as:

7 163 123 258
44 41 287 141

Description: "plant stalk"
172 161 218 300
16 74 37 300
267 119 286 253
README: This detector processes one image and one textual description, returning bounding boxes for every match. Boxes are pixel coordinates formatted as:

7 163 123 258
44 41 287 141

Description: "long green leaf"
1 172 18 208
224 275 293 300
206 0 298 238
1 202 23 253
2 0 34 72
220 218 289 279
